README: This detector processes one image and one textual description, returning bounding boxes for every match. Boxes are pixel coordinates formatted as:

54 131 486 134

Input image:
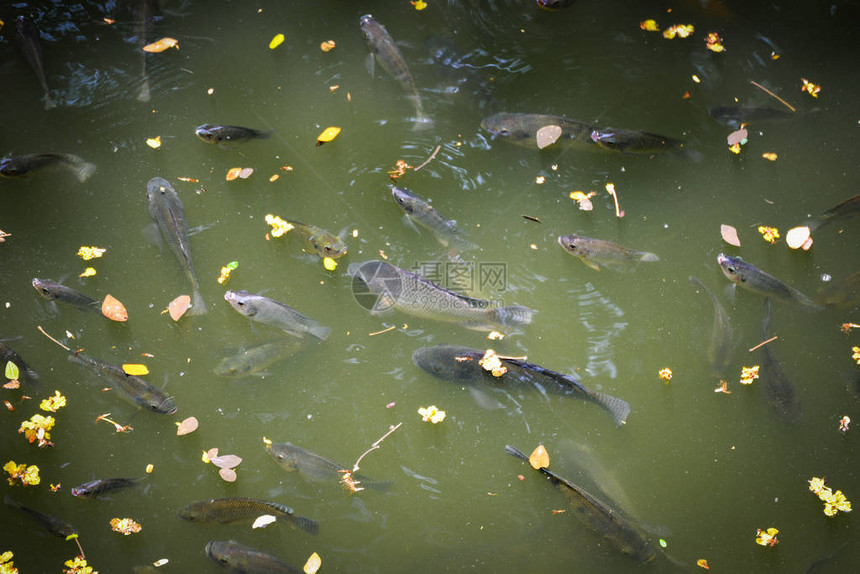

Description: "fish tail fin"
493 305 534 326
44 97 56 110
590 391 631 426
4 495 20 508
137 81 151 103
72 162 97 183
504 444 529 462
187 289 207 315
293 515 319 535
638 252 659 263
308 323 332 341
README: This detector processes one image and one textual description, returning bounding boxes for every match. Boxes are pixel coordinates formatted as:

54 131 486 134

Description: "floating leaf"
705 32 725 52
218 467 237 482
417 405 446 424
238 167 254 179
536 125 562 149
168 295 192 321
110 517 142 535
411 0 428 10
176 416 198 436
761 152 778 161
640 19 659 31
226 167 243 181
801 78 821 98
153 559 169 567
79 267 97 278
529 444 549 469
102 294 128 322
569 191 595 211
323 257 337 271
252 514 277 529
727 128 748 146
5 361 19 380
269 34 285 50
316 126 341 145
210 454 242 469
304 552 322 574
77 246 106 260
720 224 741 247
143 37 178 53
757 225 780 244
146 136 162 149
786 226 812 250
122 364 149 376
662 24 694 39
658 367 673 382
320 40 336 52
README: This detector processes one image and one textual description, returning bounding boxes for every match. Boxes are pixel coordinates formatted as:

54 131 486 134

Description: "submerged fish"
179 497 317 534
391 186 477 253
16 15 55 110
71 477 143 499
558 235 659 272
481 113 595 149
807 193 860 232
281 219 348 259
133 0 155 102
0 153 96 182
32 278 101 312
206 540 301 574
214 336 307 378
5 495 77 538
194 124 270 144
717 254 817 308
814 271 860 308
69 351 177 414
350 260 533 332
224 290 331 340
0 341 39 383
505 446 656 563
360 14 430 125
413 345 630 426
708 105 793 126
590 127 688 155
266 441 389 490
146 177 206 314
689 276 735 378
760 299 802 422
537 0 577 9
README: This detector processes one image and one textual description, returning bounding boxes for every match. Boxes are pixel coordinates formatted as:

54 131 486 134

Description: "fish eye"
276 454 285 460
499 129 511 136
727 266 736 273
148 403 159 411
40 287 50 295
236 300 245 306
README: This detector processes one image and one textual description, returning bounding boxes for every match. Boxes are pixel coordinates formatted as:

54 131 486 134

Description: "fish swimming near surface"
717 253 818 308
32 278 102 313
759 299 802 422
558 235 659 272
179 497 318 534
504 446 656 563
194 124 271 144
146 176 206 314
413 345 630 426
279 219 348 259
69 351 177 414
708 105 793 127
350 260 533 332
16 15 55 109
205 540 302 574
0 153 96 182
133 0 155 102
0 341 39 383
689 276 735 378
214 336 307 378
360 14 431 126
805 193 860 233
5 495 77 538
814 271 860 308
224 290 331 340
71 477 144 499
391 186 477 254
266 441 390 490
590 127 689 156
481 113 596 149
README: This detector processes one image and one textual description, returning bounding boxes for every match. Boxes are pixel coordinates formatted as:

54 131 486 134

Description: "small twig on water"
353 422 402 472
37 326 71 351
749 81 796 112
339 422 402 493
368 325 396 337
413 145 442 172
521 215 542 223
66 533 86 560
749 335 778 352
605 183 624 218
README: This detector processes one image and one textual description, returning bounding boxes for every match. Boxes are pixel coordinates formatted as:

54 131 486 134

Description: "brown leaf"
102 294 129 322
720 224 741 247
529 444 550 469
218 467 237 482
536 125 562 149
176 416 199 436
210 454 242 469
226 167 243 181
786 226 812 250
168 295 192 321
727 128 748 146
143 37 179 53
3 380 20 389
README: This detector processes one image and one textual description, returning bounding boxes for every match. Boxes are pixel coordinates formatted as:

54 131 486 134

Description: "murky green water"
1 0 858 572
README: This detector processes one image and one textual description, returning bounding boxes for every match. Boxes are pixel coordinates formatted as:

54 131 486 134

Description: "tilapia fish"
717 253 818 308
392 186 477 253
709 105 793 126
481 113 595 149
179 497 317 534
282 219 348 259
558 235 658 272
16 15 55 109
807 193 860 232
360 14 431 125
224 290 331 341
350 260 533 332
32 278 101 312
814 271 860 308
590 127 688 155
5 495 77 538
413 345 630 426
147 177 206 314
760 299 802 422
689 276 735 378
69 351 177 414
71 477 143 499
205 540 302 574
0 153 96 182
266 441 389 490
194 124 270 144
214 336 307 378
505 446 656 563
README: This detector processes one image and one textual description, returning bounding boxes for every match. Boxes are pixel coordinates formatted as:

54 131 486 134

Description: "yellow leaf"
323 257 337 271
639 19 659 32
412 0 428 11
146 136 162 149
145 464 154 473
316 126 341 145
269 33 285 50
143 37 178 53
102 294 128 322
761 152 778 161
320 40 336 52
529 444 549 469
77 246 106 260
304 552 322 574
226 167 243 181
122 364 149 376
79 267 97 278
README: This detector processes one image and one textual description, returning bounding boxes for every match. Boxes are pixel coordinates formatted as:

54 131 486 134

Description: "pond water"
1 0 858 572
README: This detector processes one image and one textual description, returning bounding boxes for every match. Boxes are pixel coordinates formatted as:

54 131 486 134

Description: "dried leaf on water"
102 294 128 322
168 295 192 321
210 454 242 469
252 514 277 529
176 416 198 436
316 127 341 145
122 364 149 376
269 34 285 50
720 224 741 247
529 444 549 469
238 167 254 179
226 167 243 181
218 467 237 482
304 552 322 574
536 125 562 149
786 226 813 250
143 37 179 52
727 128 748 146
146 137 162 149
110 517 142 535
320 40 336 52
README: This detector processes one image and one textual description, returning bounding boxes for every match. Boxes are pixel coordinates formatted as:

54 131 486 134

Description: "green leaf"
65 533 79 541
226 261 239 270
5 361 19 380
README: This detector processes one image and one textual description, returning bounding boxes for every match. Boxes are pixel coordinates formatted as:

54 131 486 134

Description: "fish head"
391 187 419 215
178 502 204 521
557 235 589 258
537 0 577 10
717 253 744 284
266 442 301 471
412 345 478 382
310 233 348 259
359 14 378 40
146 177 174 203
224 290 257 317
31 278 57 300
147 394 178 415
480 114 530 141
194 124 220 143
205 540 236 568
0 158 27 177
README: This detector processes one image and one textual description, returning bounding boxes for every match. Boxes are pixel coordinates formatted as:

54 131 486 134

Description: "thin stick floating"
414 145 442 172
749 335 778 352
750 80 796 112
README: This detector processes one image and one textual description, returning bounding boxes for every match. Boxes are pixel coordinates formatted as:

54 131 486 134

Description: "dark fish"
760 299 802 422
280 219 348 259
32 278 101 312
133 0 155 102
146 176 206 314
558 235 658 272
266 441 390 490
689 276 735 378
0 153 96 182
537 0 577 9
413 345 630 426
194 124 270 144
206 540 302 574
481 113 595 149
0 341 39 383
590 127 688 155
814 271 860 308
68 351 177 414
360 14 431 126
71 477 143 499
708 105 793 126
16 15 55 110
391 186 477 253
807 193 860 232
5 495 77 538
505 446 656 563
179 497 317 534
349 260 533 332
224 290 331 340
214 337 307 378
717 253 818 308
